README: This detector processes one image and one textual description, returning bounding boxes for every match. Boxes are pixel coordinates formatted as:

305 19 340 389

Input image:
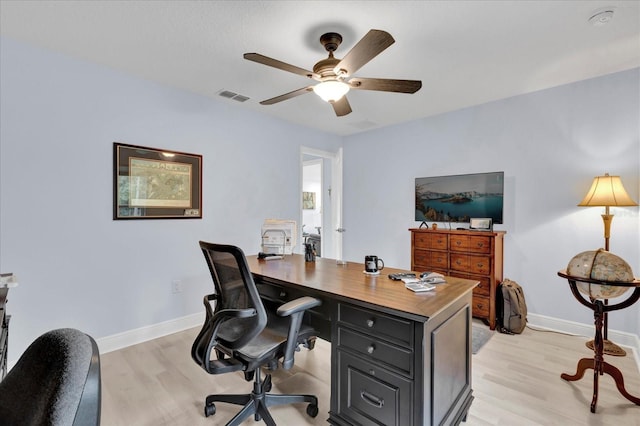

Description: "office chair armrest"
199 307 257 372
276 296 321 369
276 296 321 317
197 293 257 365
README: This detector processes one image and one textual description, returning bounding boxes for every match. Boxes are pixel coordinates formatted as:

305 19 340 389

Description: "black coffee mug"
365 255 384 273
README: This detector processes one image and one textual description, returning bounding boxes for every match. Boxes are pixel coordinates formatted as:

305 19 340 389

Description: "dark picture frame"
113 142 202 219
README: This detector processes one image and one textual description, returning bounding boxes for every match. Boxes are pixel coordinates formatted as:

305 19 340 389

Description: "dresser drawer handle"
367 344 376 354
366 319 375 328
360 390 384 408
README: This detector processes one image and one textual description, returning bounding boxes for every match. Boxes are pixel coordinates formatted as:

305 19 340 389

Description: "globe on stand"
566 249 635 355
567 249 634 299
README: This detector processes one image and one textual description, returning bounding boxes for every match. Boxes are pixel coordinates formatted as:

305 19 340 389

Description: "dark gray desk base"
256 276 474 425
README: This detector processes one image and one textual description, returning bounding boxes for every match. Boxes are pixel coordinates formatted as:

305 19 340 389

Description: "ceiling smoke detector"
589 10 615 26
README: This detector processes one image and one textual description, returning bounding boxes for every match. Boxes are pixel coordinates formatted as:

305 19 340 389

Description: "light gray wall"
342 68 640 335
1 36 638 361
0 37 341 359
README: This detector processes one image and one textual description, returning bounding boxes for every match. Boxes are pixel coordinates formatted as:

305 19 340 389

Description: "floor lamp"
578 173 638 356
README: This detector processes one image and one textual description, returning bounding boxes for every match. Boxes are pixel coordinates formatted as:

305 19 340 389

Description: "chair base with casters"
203 366 319 425
193 242 322 425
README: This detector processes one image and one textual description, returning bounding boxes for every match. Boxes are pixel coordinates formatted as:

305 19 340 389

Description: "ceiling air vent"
218 90 250 102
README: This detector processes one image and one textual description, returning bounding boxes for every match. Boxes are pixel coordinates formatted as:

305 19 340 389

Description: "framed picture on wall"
303 192 316 210
113 142 202 219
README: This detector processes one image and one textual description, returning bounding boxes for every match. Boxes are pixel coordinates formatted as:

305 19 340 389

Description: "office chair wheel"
306 403 319 418
204 403 216 417
307 336 317 350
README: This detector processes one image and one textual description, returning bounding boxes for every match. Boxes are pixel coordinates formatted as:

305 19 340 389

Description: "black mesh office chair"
0 328 101 426
192 241 321 425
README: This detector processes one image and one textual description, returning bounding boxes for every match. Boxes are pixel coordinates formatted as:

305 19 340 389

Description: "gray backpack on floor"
496 279 527 334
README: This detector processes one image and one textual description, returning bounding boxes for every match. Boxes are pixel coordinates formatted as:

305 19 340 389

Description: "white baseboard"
528 313 640 373
94 311 640 373
96 312 204 354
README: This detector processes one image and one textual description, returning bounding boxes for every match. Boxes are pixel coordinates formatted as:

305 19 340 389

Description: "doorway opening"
300 147 343 261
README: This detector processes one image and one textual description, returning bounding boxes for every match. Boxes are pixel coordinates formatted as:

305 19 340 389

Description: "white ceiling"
1 1 639 136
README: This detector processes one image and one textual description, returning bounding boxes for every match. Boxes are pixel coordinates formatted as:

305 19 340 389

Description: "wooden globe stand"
558 271 640 413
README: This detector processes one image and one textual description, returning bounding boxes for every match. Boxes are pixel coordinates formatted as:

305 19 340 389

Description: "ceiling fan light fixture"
313 80 349 102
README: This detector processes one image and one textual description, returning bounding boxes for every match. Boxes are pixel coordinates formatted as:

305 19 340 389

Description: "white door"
300 147 343 261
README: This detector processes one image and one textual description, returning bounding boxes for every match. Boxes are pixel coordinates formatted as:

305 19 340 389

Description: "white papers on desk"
405 282 435 292
421 272 445 280
402 276 446 285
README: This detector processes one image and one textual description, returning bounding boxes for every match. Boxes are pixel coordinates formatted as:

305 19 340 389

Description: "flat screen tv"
415 171 504 224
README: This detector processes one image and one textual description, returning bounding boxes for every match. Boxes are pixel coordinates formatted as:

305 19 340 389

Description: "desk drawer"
256 281 332 340
257 282 289 302
338 327 413 377
338 304 413 348
413 249 448 271
414 233 448 250
257 282 329 313
450 253 491 275
472 296 490 318
337 350 412 426
449 272 490 297
450 235 491 254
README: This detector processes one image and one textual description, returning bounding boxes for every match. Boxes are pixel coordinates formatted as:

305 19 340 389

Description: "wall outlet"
171 280 183 294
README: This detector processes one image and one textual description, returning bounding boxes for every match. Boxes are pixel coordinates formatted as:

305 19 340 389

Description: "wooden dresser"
410 228 505 329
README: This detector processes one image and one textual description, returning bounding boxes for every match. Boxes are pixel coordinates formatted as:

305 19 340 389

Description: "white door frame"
300 146 343 261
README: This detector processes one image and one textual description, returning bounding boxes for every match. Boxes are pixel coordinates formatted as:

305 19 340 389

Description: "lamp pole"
601 205 613 252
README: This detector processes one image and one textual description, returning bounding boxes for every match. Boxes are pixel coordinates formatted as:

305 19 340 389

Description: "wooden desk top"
247 254 478 322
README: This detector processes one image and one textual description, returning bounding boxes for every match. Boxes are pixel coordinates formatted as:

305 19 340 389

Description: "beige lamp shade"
578 174 638 207
578 173 637 253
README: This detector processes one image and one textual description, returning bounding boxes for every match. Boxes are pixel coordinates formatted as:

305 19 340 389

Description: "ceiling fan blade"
333 30 395 77
348 77 422 93
259 86 314 105
244 53 320 80
331 96 352 117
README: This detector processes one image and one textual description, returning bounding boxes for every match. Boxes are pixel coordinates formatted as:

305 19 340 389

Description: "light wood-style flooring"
100 323 640 425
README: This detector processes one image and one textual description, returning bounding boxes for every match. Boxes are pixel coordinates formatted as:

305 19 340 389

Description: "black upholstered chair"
192 241 321 425
0 328 101 426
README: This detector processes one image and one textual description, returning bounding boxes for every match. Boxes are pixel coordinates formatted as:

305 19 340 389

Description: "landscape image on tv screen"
415 172 504 224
